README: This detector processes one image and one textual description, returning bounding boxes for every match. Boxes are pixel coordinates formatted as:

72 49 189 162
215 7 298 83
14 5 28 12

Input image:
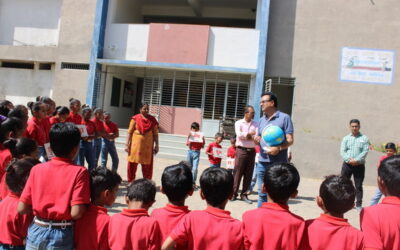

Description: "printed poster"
76 125 88 137
213 147 223 158
188 132 203 143
226 157 235 169
340 47 395 85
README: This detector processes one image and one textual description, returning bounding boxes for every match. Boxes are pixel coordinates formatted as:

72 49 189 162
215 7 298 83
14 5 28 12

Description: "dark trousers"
341 162 365 207
233 147 256 197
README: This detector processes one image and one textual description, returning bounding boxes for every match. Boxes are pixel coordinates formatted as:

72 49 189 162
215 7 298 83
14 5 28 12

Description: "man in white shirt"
231 106 257 204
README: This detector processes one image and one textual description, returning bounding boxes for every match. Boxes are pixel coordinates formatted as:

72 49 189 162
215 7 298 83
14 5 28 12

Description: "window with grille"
142 71 250 120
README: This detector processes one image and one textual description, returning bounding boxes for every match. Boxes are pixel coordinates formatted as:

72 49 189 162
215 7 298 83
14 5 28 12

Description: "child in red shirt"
162 167 243 250
0 158 39 250
242 163 304 250
151 162 194 249
361 155 400 250
0 118 25 201
100 112 119 172
74 167 122 250
369 142 396 206
78 107 96 171
18 123 90 249
49 106 70 125
226 137 236 175
91 108 108 166
301 175 364 249
67 98 82 125
109 179 161 250
26 101 47 160
186 122 205 187
0 138 38 200
205 133 224 168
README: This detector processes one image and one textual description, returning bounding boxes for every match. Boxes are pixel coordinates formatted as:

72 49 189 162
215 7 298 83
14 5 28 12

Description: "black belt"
237 146 255 152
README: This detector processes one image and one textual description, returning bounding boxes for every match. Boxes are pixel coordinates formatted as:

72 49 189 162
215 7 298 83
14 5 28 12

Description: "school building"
1 0 399 183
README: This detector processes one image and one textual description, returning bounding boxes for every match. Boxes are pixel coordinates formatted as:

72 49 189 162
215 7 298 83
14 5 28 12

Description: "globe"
261 125 285 146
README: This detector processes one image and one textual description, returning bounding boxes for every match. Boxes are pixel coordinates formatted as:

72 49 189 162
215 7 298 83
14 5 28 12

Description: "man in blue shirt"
255 92 294 207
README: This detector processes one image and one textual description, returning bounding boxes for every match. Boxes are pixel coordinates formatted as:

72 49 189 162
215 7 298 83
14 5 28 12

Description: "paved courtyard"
108 151 376 229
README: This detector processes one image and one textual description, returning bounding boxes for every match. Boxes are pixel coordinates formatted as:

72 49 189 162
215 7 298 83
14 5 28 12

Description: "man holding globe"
254 92 294 207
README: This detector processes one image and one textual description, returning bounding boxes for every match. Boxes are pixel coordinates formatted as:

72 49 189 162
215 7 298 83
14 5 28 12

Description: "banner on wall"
339 47 395 85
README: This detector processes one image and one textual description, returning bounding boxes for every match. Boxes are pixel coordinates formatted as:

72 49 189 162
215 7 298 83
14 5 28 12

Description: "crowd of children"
1 97 400 249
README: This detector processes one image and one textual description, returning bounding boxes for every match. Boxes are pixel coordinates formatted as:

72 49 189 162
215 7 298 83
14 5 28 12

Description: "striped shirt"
340 133 370 164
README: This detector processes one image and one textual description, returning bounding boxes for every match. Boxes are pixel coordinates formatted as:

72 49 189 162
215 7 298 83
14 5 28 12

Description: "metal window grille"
61 63 90 70
142 70 250 120
1 61 34 69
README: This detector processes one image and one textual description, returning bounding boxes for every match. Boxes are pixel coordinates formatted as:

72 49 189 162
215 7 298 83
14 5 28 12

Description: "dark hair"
90 167 122 202
54 106 70 116
104 112 111 117
349 119 360 125
8 105 28 122
378 155 400 196
243 105 254 114
69 98 81 106
190 122 200 130
127 178 156 204
320 175 355 215
261 92 278 108
139 103 149 109
0 118 24 143
49 123 81 157
385 142 397 152
161 162 193 202
94 108 103 115
36 96 54 105
4 138 37 158
263 163 300 203
82 107 92 116
214 133 224 139
5 158 37 193
200 167 233 207
27 101 44 115
0 100 12 117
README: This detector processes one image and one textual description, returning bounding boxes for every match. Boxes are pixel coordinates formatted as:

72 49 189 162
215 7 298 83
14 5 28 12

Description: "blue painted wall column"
253 0 271 121
86 0 109 106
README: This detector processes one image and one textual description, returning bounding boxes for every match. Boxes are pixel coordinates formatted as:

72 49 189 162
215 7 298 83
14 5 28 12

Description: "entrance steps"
116 129 231 166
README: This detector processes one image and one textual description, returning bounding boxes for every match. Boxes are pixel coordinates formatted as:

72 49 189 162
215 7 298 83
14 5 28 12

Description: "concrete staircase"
116 129 231 166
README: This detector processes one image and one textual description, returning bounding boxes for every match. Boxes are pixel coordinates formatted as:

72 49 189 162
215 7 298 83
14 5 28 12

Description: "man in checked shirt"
340 119 370 212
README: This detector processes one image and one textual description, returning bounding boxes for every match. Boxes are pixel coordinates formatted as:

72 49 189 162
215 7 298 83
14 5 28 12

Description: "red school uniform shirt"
242 202 305 250
300 213 364 250
82 119 96 137
206 142 222 165
26 117 47 146
151 204 190 249
108 209 162 250
361 196 400 250
0 193 34 246
20 157 90 221
227 146 236 158
49 116 62 126
91 118 104 136
75 204 110 250
42 116 51 143
187 131 204 151
170 206 243 250
67 112 82 125
0 175 9 200
103 121 118 135
0 144 12 187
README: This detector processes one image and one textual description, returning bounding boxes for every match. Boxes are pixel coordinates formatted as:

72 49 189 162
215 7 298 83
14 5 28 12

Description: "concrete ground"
107 150 376 229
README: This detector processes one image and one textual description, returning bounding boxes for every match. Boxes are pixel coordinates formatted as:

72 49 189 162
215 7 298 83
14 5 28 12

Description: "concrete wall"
104 24 149 61
0 67 54 105
102 66 138 128
0 0 62 46
208 27 259 69
103 24 259 69
291 0 400 185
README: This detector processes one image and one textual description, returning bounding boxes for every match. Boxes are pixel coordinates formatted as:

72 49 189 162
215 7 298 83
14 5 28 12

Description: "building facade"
1 0 399 184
